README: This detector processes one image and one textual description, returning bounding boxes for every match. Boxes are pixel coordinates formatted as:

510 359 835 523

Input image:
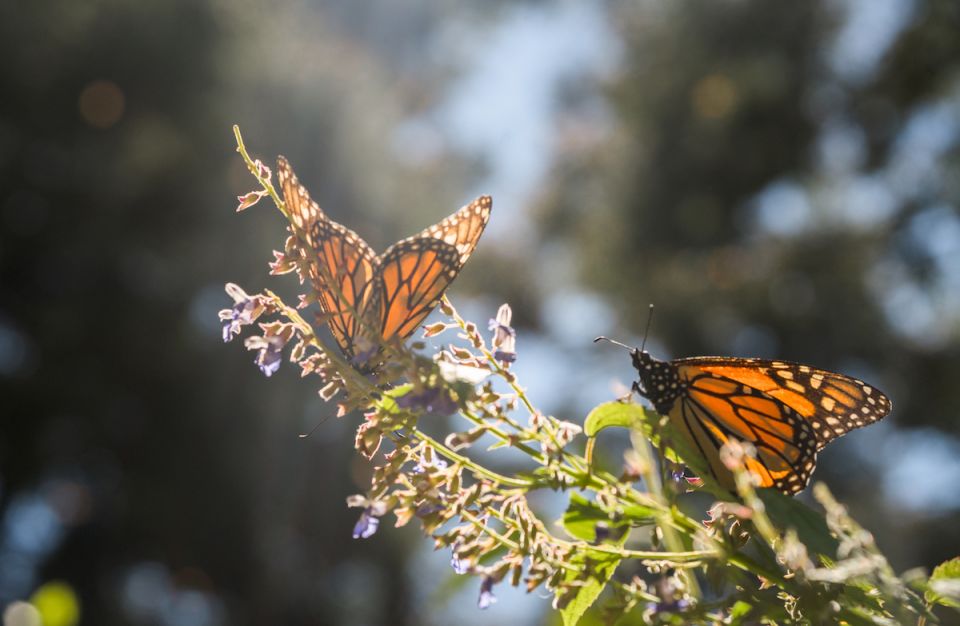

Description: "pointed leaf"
583 401 650 437
927 557 960 609
758 488 839 558
557 549 622 626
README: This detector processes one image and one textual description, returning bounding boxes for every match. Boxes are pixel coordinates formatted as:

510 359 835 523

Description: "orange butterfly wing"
277 157 378 357
376 196 492 342
678 358 892 450
666 357 891 494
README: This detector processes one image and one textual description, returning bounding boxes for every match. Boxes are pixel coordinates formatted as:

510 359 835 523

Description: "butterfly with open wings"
598 336 892 495
277 156 491 363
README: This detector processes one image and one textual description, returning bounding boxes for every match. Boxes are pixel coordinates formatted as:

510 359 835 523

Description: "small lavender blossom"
255 334 286 377
477 576 497 609
488 303 517 365
493 350 517 364
350 336 379 368
220 283 261 342
352 508 381 539
396 386 458 416
646 578 691 616
415 502 444 517
412 450 449 474
451 553 469 575
646 598 690 615
594 522 611 544
668 466 703 492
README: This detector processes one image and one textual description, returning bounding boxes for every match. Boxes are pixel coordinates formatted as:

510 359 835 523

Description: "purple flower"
352 508 381 539
493 350 517 364
647 577 690 615
488 304 517 365
646 598 690 615
669 466 703 492
350 336 379 368
220 284 261 342
477 576 497 610
415 502 444 517
451 553 469 575
255 334 286 377
396 387 458 416
594 522 611 544
487 317 516 339
412 451 449 474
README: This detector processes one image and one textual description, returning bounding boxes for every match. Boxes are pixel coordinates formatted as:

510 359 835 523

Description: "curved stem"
234 125 287 218
408 429 536 489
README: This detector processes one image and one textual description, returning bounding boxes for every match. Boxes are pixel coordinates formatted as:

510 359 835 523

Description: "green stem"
631 430 703 599
409 429 536 489
459 407 545 462
233 125 287 218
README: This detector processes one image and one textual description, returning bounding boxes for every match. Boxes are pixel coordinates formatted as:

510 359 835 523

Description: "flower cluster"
218 127 956 625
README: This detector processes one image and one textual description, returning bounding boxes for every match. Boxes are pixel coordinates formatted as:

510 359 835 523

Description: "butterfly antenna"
640 304 654 353
298 415 330 439
593 336 635 352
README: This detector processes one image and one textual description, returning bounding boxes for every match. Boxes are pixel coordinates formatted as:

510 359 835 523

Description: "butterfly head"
594 337 682 414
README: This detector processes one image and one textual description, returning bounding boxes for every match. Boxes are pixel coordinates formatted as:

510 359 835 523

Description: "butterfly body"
277 157 491 362
624 347 891 494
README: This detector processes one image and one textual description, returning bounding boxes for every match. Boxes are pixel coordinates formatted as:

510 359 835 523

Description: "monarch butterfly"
596 335 891 495
277 156 491 362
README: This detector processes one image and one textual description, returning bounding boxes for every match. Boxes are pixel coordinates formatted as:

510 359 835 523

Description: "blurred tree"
0 0 485 624
539 0 960 579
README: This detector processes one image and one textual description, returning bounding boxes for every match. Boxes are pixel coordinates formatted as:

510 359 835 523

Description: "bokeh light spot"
30 582 79 626
692 74 738 120
78 80 125 129
0 322 30 377
2 602 41 626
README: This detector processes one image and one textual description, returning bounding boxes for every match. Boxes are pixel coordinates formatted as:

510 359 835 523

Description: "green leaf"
379 384 413 413
584 401 728 497
932 556 960 581
621 503 657 525
758 489 839 558
562 492 612 542
728 600 753 623
557 549 622 626
927 557 960 609
583 401 651 437
625 407 727 498
561 492 655 544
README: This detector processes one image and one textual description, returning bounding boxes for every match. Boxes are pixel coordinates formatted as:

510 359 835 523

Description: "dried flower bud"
445 428 486 451
254 159 272 182
719 439 756 471
236 189 268 211
355 421 383 459
555 420 583 447
269 250 298 276
423 322 450 338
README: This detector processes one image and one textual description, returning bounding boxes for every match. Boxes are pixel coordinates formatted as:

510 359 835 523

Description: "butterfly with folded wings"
277 157 491 364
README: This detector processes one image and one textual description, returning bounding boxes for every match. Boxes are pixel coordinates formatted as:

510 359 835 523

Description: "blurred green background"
2 0 959 624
